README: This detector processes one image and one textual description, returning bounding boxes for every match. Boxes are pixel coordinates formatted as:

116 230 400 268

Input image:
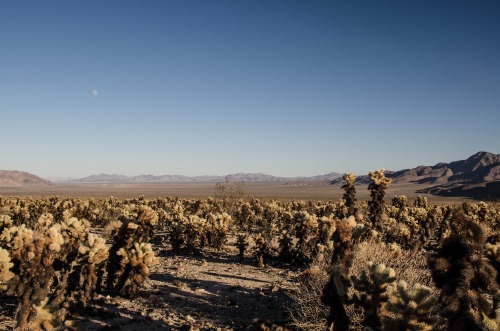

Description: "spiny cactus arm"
351 262 397 329
370 263 397 288
385 281 438 331
487 243 500 263
351 271 376 293
137 205 158 226
0 247 14 291
483 304 500 331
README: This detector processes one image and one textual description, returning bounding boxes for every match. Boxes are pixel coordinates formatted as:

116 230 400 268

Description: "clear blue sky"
1 1 499 178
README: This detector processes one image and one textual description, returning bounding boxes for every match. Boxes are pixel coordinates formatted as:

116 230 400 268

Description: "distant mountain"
77 174 133 183
0 170 53 187
66 172 343 183
330 151 500 200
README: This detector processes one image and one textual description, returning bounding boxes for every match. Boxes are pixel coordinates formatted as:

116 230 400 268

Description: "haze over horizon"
1 1 499 178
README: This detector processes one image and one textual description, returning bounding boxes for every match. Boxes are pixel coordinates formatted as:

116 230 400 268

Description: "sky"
1 1 499 178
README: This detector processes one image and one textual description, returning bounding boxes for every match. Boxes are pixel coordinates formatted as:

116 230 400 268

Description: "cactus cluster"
0 181 499 330
0 199 160 329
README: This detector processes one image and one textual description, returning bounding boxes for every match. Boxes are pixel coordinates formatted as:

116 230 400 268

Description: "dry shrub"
288 239 441 330
350 240 436 296
287 254 331 331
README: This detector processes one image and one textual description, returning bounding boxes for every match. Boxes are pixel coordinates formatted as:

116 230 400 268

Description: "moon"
91 89 98 96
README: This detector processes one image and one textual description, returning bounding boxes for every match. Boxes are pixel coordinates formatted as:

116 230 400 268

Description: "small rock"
173 280 188 290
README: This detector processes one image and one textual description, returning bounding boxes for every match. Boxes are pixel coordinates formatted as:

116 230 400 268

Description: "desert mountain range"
60 172 344 183
330 151 500 185
1 152 499 199
329 151 500 199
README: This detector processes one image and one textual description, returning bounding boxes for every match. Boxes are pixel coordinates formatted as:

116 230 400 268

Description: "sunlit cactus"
169 214 207 253
106 205 159 297
114 242 159 298
0 247 14 291
56 233 110 308
350 262 397 330
2 224 65 330
383 281 438 331
206 212 232 249
60 216 88 242
487 243 500 263
0 224 34 256
0 214 13 232
34 213 54 230
414 196 429 209
483 299 500 331
392 195 408 209
293 211 320 264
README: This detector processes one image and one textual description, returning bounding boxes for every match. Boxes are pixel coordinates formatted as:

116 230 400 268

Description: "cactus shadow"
159 247 299 271
148 272 294 329
74 298 176 330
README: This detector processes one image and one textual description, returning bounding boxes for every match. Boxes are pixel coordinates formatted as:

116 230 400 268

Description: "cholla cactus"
106 205 158 297
331 216 356 265
0 214 13 234
45 224 65 252
414 196 429 209
350 262 397 330
35 213 54 230
383 281 438 331
322 263 352 330
113 242 158 298
79 233 108 264
248 232 268 268
368 169 391 231
487 243 500 263
170 214 207 253
0 224 34 257
56 233 110 308
278 229 294 262
3 225 65 330
391 195 408 209
293 211 319 264
322 217 357 331
483 299 500 331
29 297 66 331
237 233 248 261
431 210 498 330
60 217 88 242
342 173 357 217
206 212 232 249
0 247 14 291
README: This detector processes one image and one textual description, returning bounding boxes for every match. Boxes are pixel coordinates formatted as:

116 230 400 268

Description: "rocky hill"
0 170 53 187
331 151 500 200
